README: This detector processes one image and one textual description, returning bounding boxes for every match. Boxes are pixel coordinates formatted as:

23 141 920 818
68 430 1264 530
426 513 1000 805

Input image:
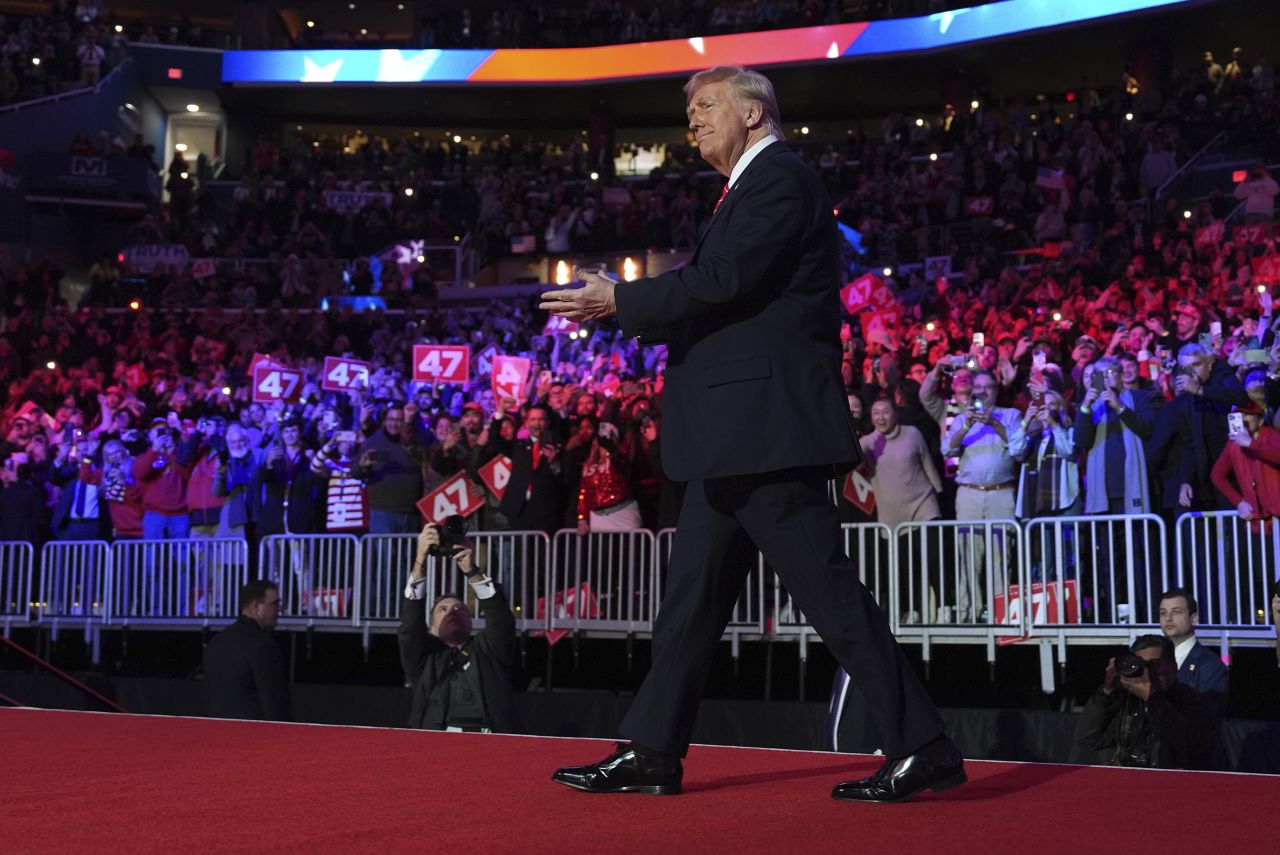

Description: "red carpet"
2 708 1277 854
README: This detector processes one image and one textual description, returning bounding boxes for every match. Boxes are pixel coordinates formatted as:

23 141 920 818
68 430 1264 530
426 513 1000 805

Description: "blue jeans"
140 512 192 615
369 510 419 534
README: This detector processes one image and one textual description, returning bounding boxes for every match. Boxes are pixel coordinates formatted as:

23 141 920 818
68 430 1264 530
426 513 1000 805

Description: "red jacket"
1210 427 1280 526
133 449 192 516
186 451 225 525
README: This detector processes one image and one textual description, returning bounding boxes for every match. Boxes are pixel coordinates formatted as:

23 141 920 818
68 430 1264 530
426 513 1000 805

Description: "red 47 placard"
843 470 876 516
417 471 485 524
322 356 371 392
491 355 531 402
412 344 470 383
477 455 513 501
252 365 304 403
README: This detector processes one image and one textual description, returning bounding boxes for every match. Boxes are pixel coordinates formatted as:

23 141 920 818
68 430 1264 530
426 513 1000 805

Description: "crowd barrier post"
0 541 34 633
891 519 1025 662
108 538 250 627
36 540 111 648
549 529 656 636
258 534 361 628
1176 511 1280 633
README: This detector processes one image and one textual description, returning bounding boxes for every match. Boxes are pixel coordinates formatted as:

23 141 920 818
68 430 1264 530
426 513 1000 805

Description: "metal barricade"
772 523 894 638
359 533 419 627
550 529 656 635
258 534 360 628
656 527 765 635
0 541 34 629
37 540 111 633
109 538 250 625
1176 511 1280 628
367 531 551 634
1023 514 1167 629
892 519 1024 637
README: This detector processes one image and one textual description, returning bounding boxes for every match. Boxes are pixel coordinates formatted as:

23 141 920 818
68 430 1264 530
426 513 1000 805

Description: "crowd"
2 46 1280 632
0 1 213 105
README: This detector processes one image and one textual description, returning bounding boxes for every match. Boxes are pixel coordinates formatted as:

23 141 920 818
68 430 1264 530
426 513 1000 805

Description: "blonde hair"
683 66 784 140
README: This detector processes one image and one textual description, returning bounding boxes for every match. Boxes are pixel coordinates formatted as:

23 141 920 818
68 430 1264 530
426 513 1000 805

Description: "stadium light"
186 103 199 112
306 20 315 28
452 134 462 143
416 254 426 263
589 172 599 181
914 118 924 127
929 153 938 161
1124 112 1134 121
360 28 368 35
970 100 979 111
882 267 893 277
555 260 571 285
175 143 188 152
129 299 141 311
623 257 639 282
1053 312 1063 322
46 361 57 370
926 322 935 332
1183 210 1191 219
800 126 810 135
114 24 123 33
31 57 40 66
348 2 356 9
221 386 232 396
404 187 414 197
1260 285 1268 294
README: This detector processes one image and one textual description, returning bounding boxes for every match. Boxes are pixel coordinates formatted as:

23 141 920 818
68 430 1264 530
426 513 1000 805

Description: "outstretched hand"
539 268 618 323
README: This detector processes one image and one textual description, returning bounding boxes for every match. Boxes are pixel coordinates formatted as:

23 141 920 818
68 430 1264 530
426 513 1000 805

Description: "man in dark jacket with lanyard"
399 523 519 733
541 65 960 803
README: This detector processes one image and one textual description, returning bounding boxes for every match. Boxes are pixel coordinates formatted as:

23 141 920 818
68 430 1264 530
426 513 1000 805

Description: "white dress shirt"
405 572 496 602
727 134 781 192
1174 636 1196 670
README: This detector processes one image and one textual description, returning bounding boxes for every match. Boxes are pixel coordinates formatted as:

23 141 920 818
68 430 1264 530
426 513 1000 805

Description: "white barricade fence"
0 541 34 627
258 534 360 627
1023 514 1167 628
383 531 551 634
359 534 419 626
550 529 655 635
656 528 765 634
1176 511 1280 627
892 519 1023 631
772 523 894 637
37 540 111 626
109 538 249 624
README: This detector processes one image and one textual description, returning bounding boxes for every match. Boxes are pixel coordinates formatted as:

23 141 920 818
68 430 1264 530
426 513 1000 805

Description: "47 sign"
253 365 304 403
322 356 370 392
417 471 484 525
412 344 470 383
477 455 513 501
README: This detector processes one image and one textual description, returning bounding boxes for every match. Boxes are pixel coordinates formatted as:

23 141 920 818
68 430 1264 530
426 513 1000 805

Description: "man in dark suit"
1158 587 1229 717
541 65 961 803
202 579 291 721
494 404 564 536
399 523 519 732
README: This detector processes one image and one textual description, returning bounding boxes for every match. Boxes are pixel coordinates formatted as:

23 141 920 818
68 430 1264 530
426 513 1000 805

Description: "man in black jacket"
399 523 519 733
494 404 564 536
203 579 291 721
542 65 959 803
1075 634 1218 769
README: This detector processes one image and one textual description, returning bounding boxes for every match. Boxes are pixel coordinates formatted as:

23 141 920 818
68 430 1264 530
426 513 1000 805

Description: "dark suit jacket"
494 437 563 533
203 616 292 721
1147 363 1246 510
613 140 861 481
49 462 111 538
256 451 322 535
398 584 520 733
1180 639 1230 717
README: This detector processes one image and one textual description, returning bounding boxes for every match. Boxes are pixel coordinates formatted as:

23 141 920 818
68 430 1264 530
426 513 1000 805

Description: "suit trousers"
620 466 944 758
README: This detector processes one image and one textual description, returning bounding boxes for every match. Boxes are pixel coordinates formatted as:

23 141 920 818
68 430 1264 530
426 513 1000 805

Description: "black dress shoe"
831 736 965 803
552 742 683 795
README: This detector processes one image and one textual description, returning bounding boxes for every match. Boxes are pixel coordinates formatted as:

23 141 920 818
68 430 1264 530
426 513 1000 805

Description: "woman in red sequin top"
576 423 642 533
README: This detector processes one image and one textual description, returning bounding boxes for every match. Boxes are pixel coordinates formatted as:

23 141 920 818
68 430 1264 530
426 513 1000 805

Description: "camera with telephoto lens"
428 515 469 557
1115 652 1146 678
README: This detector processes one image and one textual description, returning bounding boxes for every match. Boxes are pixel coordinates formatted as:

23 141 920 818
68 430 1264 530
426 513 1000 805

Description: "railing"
259 534 361 628
0 58 131 115
110 537 250 625
1156 130 1228 201
0 541 34 630
12 510 1279 653
1176 512 1280 631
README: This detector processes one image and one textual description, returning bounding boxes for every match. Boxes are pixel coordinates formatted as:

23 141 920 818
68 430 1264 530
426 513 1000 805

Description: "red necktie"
531 441 541 471
714 183 730 212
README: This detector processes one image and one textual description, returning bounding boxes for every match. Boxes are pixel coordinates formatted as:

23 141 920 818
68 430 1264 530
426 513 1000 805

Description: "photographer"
399 522 519 733
132 418 195 539
1075 634 1218 770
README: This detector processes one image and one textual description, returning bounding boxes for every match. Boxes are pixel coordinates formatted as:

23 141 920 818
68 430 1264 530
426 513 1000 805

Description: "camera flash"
1053 312 1063 322
1259 285 1267 294
221 386 232 395
46 361 57 370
